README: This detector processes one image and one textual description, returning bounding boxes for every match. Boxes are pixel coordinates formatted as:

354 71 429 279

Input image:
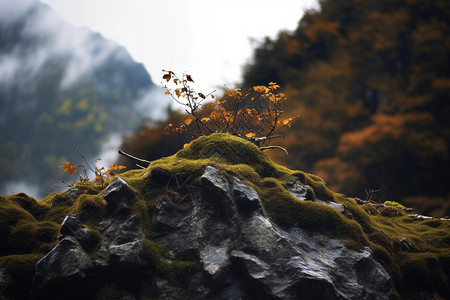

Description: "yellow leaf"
201 117 210 122
245 132 255 138
184 118 193 125
183 143 189 149
283 118 293 125
268 82 280 90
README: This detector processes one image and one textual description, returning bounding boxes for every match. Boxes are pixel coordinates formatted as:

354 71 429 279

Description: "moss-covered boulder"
0 133 448 299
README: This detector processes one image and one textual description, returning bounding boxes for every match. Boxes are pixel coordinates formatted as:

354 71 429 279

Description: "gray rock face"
33 236 94 298
31 167 392 299
103 176 134 214
285 176 346 213
60 215 96 249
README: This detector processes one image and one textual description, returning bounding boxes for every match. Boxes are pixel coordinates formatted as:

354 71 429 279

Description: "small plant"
162 70 298 154
57 148 126 187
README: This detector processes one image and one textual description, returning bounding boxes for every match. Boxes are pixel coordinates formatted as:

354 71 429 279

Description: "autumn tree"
243 0 450 214
162 70 297 152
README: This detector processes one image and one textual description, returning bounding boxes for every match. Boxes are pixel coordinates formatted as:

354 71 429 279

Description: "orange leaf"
184 118 193 125
58 162 77 176
283 118 293 125
163 73 171 82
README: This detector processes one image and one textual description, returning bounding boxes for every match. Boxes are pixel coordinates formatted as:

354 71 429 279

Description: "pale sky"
39 0 318 92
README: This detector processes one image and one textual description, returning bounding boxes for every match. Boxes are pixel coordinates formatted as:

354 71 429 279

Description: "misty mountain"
0 0 157 198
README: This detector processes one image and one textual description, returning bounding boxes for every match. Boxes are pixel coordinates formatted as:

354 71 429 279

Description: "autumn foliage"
162 70 297 149
119 0 450 217
242 0 450 216
58 148 126 188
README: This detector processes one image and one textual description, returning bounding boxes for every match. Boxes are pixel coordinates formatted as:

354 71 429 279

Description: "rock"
108 240 148 267
315 199 346 213
201 166 242 232
153 197 193 232
286 177 346 214
33 236 94 299
60 215 97 249
0 268 5 287
100 215 144 245
200 245 231 282
232 177 263 215
29 165 393 300
66 187 79 200
400 237 413 251
285 177 313 201
103 177 134 212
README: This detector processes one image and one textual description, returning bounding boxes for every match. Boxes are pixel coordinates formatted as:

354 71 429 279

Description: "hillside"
0 134 448 299
0 0 156 198
242 0 450 216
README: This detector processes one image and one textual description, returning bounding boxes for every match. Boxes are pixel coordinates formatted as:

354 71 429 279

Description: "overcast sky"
39 0 318 92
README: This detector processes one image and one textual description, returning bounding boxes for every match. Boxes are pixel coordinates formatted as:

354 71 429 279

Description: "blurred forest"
119 0 450 217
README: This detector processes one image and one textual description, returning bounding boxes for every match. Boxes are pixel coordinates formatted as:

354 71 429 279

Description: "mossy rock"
0 254 44 299
0 133 449 299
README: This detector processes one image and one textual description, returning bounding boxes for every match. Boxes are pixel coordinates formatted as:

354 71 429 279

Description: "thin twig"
259 146 289 156
118 150 151 165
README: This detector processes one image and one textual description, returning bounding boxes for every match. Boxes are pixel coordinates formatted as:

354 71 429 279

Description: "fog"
0 0 129 91
0 0 159 199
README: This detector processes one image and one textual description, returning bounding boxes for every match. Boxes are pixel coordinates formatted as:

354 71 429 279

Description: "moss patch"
258 178 368 248
0 254 44 299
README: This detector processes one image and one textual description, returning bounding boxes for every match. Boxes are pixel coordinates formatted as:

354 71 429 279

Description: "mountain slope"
0 0 156 197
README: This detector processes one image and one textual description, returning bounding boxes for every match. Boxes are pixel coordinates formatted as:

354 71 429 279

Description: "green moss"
0 197 36 256
8 193 49 219
75 194 107 226
40 193 75 224
399 252 449 296
383 201 406 209
142 239 199 285
304 174 335 202
177 133 291 179
74 181 103 195
34 221 60 244
131 200 153 237
336 196 374 232
7 222 37 254
258 178 368 248
0 254 44 299
142 239 165 265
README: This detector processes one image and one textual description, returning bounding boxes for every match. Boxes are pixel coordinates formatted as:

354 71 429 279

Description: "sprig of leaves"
162 70 298 151
57 148 126 187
